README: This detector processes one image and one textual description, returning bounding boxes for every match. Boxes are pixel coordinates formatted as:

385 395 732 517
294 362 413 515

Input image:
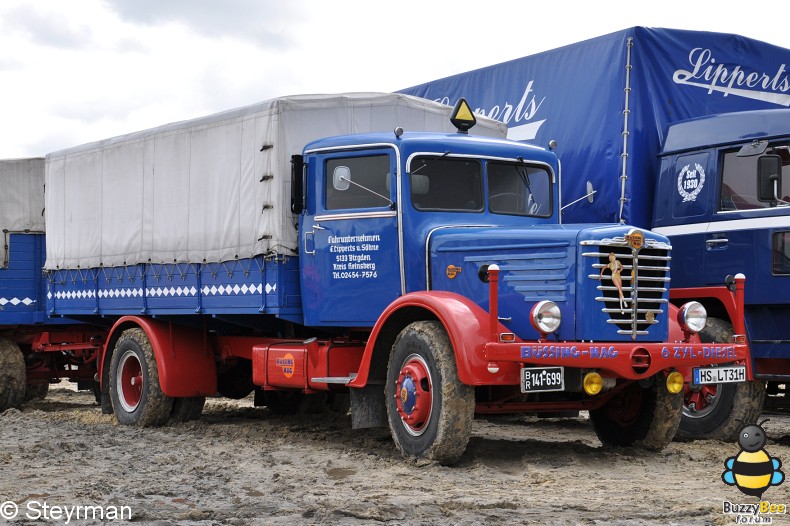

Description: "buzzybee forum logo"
722 421 784 498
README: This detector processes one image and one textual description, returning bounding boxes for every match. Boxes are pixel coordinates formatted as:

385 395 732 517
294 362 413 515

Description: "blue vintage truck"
401 26 790 440
0 158 102 407
1 93 750 463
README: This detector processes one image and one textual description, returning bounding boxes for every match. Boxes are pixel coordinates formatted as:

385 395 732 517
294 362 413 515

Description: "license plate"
521 366 565 393
692 365 746 386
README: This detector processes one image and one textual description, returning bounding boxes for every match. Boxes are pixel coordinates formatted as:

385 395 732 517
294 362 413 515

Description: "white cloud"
0 0 789 158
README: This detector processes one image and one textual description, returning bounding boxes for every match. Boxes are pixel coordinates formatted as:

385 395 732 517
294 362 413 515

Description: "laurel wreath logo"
677 163 706 202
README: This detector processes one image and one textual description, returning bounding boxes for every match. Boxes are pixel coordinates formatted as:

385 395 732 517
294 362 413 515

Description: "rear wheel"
677 318 765 441
169 396 206 422
590 377 682 450
0 339 26 412
385 321 474 464
24 382 50 401
109 328 173 426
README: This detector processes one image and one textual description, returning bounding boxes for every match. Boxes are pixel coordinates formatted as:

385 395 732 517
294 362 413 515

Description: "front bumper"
484 341 750 381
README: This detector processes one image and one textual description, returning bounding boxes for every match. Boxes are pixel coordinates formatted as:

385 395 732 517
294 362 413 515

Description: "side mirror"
757 154 783 202
290 155 304 214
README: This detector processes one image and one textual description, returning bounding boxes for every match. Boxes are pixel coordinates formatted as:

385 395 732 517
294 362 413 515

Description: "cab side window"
720 145 790 211
325 155 391 210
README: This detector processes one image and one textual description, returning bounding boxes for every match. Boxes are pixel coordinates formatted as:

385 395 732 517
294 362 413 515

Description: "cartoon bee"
722 420 785 498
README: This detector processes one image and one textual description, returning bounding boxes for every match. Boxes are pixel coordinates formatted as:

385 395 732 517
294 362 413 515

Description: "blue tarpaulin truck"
0 93 750 463
401 26 790 440
0 158 102 407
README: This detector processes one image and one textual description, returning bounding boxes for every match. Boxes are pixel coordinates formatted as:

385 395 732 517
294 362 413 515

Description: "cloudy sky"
2 0 789 158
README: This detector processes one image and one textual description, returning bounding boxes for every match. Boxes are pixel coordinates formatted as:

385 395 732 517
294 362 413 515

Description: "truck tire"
24 382 50 401
677 318 765 441
385 320 474 465
169 396 206 422
590 377 682 450
0 339 26 412
109 328 173 426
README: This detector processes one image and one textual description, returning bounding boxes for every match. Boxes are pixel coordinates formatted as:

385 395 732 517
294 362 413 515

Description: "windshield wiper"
408 151 450 176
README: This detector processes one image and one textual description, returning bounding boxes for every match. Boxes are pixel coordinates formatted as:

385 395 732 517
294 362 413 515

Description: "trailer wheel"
109 328 173 426
677 318 765 441
590 377 682 450
385 320 474 465
24 383 49 401
0 339 26 412
169 396 206 423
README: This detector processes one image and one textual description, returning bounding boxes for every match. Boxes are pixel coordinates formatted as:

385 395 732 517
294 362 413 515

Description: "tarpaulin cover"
400 27 790 227
44 93 506 270
0 158 45 267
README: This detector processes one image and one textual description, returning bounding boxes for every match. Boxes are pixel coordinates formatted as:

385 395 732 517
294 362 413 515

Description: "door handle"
303 224 325 255
706 237 728 249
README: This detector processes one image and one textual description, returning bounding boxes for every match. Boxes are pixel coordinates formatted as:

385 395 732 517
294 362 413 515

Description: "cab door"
299 147 402 326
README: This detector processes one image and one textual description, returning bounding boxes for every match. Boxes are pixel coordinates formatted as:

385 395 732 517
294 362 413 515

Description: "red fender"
103 316 217 397
348 291 507 388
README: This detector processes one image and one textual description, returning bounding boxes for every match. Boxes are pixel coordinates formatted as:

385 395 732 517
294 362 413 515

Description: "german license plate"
692 365 746 385
521 366 564 393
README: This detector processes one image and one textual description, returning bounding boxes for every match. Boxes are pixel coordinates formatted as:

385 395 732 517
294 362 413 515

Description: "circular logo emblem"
677 163 706 202
400 387 408 404
446 265 462 279
279 353 295 378
625 229 644 251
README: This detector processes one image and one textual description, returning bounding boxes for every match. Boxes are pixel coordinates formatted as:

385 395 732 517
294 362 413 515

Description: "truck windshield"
409 156 483 212
487 161 552 217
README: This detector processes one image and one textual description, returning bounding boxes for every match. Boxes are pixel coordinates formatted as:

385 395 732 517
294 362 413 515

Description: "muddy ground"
1 386 789 525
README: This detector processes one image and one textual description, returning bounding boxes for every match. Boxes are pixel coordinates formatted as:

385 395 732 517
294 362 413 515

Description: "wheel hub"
683 383 720 419
394 354 433 436
117 350 143 413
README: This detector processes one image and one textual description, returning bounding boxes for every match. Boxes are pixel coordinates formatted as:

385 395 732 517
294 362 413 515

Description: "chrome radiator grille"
581 230 671 340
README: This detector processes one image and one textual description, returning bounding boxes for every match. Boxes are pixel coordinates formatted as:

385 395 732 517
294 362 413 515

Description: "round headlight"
531 301 561 334
678 301 707 334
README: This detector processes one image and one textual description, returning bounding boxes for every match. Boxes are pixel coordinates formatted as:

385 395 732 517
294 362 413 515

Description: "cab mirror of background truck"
290 154 304 214
757 154 783 202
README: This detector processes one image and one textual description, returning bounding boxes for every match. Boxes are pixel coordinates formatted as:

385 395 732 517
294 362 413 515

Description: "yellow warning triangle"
451 98 476 132
455 100 474 121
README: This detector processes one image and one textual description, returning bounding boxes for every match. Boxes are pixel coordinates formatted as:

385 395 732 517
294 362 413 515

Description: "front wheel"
109 328 173 426
0 339 26 412
590 377 682 451
677 318 765 441
679 380 765 441
385 321 474 465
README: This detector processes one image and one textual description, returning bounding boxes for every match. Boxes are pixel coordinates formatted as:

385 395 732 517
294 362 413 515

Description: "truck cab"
296 127 558 327
653 109 790 436
289 102 748 462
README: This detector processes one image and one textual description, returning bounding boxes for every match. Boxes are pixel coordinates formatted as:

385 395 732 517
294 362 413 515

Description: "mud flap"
350 384 387 429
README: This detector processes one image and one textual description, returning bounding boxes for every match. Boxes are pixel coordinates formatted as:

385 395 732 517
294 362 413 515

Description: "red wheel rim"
605 383 643 427
394 354 433 436
117 350 143 413
683 383 720 419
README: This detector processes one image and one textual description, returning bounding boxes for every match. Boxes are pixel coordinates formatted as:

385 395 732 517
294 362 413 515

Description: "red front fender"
348 291 511 388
